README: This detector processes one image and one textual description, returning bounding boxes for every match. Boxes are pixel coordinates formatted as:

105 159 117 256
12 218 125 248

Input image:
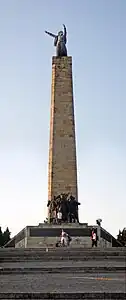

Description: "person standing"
91 228 98 247
57 210 62 224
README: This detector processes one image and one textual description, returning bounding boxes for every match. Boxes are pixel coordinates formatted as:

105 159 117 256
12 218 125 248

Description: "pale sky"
0 0 126 238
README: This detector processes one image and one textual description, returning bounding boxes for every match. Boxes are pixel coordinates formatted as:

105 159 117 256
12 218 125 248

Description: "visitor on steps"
57 209 62 224
91 228 98 247
60 229 70 246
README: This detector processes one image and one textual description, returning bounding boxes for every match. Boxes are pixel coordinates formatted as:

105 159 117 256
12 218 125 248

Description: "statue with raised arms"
45 24 67 57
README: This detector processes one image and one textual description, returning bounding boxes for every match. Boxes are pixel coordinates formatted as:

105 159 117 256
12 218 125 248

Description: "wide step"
0 248 125 298
0 292 125 299
0 266 125 274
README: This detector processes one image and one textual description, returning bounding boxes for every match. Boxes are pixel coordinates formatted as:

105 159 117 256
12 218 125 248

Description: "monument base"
4 223 121 248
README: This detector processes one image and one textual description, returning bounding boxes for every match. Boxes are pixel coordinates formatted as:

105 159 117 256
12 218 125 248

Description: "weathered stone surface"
0 292 125 299
0 248 125 298
0 260 125 269
0 273 125 293
48 57 78 206
0 266 125 274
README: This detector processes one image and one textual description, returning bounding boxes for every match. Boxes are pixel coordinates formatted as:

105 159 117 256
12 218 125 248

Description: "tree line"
117 228 126 247
0 227 11 247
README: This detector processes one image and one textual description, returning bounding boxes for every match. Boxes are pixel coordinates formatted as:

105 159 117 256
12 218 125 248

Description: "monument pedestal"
14 223 91 248
11 223 114 249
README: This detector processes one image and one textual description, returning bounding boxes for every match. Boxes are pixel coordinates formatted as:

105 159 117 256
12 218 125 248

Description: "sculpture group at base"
47 193 80 224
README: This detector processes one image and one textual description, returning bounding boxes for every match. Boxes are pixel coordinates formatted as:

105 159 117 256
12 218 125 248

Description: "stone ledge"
0 292 125 299
1 247 125 254
0 266 125 274
38 223 88 228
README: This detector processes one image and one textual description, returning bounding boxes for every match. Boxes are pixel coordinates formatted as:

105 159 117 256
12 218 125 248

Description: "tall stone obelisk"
48 56 78 204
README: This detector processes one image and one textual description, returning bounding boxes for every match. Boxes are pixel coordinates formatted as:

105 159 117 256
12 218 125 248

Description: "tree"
0 226 11 247
3 227 11 246
117 228 126 246
0 227 3 247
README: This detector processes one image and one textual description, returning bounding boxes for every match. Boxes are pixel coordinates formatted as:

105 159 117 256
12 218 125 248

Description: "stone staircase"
0 247 125 299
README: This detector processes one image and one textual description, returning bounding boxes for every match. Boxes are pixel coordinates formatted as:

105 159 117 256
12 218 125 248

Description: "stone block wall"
14 225 112 248
48 57 78 205
15 236 112 248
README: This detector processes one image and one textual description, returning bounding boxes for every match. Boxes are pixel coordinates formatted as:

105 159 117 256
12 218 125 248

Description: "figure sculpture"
47 193 80 224
45 24 67 57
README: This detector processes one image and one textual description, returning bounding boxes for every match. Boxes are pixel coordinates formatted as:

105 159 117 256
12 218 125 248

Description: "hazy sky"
0 0 126 238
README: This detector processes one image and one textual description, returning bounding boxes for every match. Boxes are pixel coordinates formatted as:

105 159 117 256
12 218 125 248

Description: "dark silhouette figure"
47 193 80 224
45 24 67 57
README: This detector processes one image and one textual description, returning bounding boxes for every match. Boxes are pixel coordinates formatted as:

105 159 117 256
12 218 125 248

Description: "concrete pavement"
0 272 125 293
0 248 125 299
0 259 125 268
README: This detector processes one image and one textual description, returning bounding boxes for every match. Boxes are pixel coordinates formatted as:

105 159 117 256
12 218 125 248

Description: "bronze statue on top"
45 24 67 57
